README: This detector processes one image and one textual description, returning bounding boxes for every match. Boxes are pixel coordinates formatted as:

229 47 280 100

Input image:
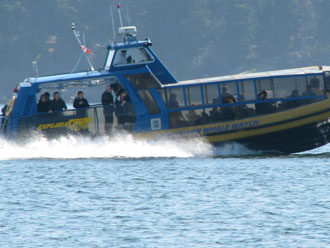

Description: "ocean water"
0 135 329 248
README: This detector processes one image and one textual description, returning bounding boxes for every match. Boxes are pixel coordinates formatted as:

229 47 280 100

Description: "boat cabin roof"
23 70 114 87
22 65 330 91
171 65 330 87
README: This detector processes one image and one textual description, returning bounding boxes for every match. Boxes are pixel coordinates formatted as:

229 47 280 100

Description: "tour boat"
2 24 330 153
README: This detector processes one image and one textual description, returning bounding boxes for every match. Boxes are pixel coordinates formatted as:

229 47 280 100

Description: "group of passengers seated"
169 76 325 128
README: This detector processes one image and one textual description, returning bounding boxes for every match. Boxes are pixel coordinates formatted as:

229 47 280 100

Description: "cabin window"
169 109 206 128
167 88 185 109
138 90 160 115
23 95 36 116
186 86 202 107
113 47 154 66
125 73 161 90
37 76 119 108
221 82 238 103
256 78 274 99
204 84 219 105
158 88 167 103
305 75 324 96
324 72 330 91
273 77 296 98
239 80 256 101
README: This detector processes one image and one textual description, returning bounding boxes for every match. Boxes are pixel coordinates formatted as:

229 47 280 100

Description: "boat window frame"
112 47 155 67
136 89 160 115
164 73 327 114
104 49 115 70
125 72 162 90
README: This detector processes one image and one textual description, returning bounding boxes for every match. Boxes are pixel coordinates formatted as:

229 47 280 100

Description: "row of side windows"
158 74 327 128
160 75 325 110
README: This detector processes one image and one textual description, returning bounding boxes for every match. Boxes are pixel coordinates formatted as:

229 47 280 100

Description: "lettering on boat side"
154 120 260 138
204 120 260 135
37 117 93 131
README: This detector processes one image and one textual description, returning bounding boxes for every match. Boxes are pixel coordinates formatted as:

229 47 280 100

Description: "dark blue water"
0 135 329 247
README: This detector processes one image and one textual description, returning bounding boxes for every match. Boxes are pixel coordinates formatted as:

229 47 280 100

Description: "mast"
71 22 95 72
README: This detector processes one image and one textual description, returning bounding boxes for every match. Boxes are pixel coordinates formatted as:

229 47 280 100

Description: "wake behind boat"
2 15 330 153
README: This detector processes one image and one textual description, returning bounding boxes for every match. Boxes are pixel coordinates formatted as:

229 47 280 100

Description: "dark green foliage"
1 0 330 102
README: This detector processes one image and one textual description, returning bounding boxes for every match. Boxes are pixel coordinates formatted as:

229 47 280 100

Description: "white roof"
169 65 330 87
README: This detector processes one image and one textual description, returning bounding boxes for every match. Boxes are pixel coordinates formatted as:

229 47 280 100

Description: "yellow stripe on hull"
140 97 330 144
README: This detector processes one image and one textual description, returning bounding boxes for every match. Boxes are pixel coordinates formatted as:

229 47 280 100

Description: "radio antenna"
125 5 131 26
110 0 116 41
32 61 39 77
117 4 123 27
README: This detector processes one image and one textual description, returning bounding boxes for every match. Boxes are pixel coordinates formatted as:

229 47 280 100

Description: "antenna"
71 22 95 72
32 61 39 77
117 4 123 27
125 5 131 26
110 0 116 41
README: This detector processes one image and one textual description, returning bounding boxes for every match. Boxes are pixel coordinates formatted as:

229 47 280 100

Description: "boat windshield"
113 47 154 66
37 76 119 108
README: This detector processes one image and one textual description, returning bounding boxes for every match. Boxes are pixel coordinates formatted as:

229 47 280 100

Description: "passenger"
210 107 222 122
37 94 50 113
126 55 132 64
116 89 131 105
73 91 90 109
255 90 274 115
117 50 127 65
212 97 219 104
287 89 303 108
210 98 222 122
221 85 230 96
44 92 50 102
310 77 323 96
235 95 250 118
222 95 237 104
1 105 7 116
0 104 7 125
222 98 236 120
115 90 128 125
111 83 119 96
102 86 114 133
187 109 201 125
49 91 67 112
168 93 180 109
201 111 210 124
221 85 237 101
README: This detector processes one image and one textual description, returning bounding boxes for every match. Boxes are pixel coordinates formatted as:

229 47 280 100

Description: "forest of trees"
1 0 330 102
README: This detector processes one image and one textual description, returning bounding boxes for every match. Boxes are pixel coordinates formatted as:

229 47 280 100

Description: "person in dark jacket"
37 94 50 113
255 90 274 115
102 86 114 133
49 91 67 112
73 91 89 109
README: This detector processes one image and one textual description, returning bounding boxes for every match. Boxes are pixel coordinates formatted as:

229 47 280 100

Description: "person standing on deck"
73 91 89 109
49 91 67 112
102 86 114 133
